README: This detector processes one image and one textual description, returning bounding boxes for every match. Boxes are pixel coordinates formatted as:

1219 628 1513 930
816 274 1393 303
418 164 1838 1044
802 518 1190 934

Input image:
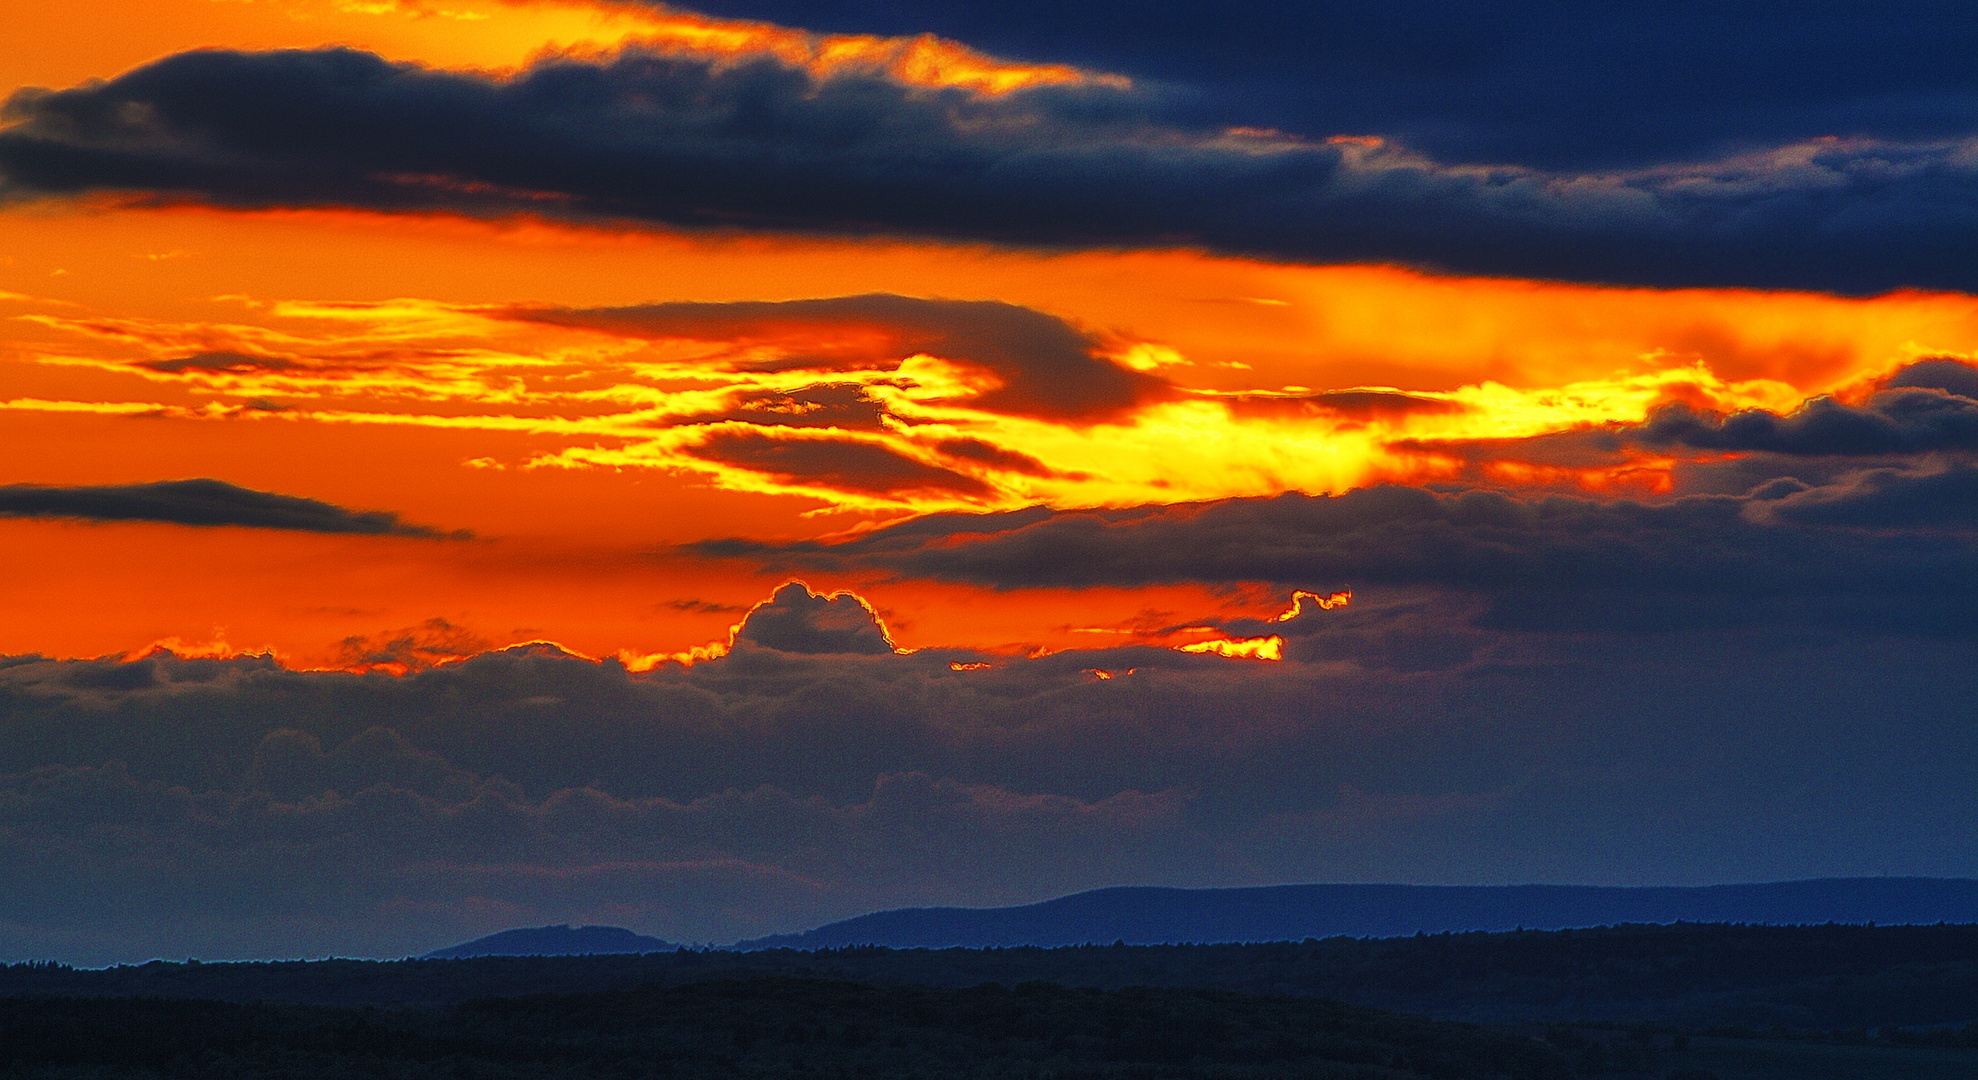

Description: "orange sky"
5 0 1978 667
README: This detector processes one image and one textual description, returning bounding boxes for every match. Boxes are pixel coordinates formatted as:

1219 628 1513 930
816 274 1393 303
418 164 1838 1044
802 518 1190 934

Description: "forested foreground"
5 923 1977 1029
0 977 1574 1080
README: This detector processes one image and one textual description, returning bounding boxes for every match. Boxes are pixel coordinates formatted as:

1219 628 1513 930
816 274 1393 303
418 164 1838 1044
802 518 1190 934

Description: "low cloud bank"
2 576 1973 963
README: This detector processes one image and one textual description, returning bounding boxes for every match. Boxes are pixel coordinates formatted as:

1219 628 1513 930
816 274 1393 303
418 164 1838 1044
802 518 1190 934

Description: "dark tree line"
5 923 1975 1030
0 977 1572 1080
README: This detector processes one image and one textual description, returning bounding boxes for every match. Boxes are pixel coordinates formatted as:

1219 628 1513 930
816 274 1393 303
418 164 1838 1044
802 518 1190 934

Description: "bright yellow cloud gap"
9 281 1962 515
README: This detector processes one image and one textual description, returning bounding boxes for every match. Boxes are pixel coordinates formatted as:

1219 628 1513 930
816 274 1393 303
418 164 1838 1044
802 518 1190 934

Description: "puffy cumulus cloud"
1619 386 1978 458
1 608 1974 963
5 46 1978 292
697 465 1978 636
1748 464 1978 530
730 581 901 655
0 478 464 537
513 295 1167 422
1888 357 1978 399
668 0 1978 170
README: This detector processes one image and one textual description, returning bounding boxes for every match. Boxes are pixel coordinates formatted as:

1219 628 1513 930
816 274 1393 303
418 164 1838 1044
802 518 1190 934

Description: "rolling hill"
735 878 1978 949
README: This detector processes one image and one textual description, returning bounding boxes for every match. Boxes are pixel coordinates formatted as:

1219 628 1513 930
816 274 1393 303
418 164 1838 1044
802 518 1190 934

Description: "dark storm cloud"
2 609 1974 964
512 295 1165 421
690 430 992 497
669 0 1978 170
694 466 1978 635
5 47 1978 292
0 478 463 537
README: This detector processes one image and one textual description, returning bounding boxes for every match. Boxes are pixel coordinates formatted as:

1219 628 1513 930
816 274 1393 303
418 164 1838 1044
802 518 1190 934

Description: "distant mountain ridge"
424 925 675 959
735 878 1978 950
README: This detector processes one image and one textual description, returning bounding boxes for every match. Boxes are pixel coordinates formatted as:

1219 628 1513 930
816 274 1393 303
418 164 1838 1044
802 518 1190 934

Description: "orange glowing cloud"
0 0 1116 100
122 633 276 664
553 1 1123 95
6 187 1978 666
1273 590 1352 621
1177 636 1284 661
9 276 1976 514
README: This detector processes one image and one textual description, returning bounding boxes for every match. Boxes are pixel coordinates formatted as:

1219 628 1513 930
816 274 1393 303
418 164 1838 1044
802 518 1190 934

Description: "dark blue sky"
671 0 1978 167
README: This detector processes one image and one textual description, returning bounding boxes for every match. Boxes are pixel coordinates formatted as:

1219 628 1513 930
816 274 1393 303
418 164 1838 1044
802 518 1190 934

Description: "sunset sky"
2 0 1975 964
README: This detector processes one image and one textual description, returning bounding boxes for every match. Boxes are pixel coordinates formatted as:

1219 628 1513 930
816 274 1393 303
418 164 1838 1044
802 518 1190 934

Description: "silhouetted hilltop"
423 924 673 959
737 878 1978 949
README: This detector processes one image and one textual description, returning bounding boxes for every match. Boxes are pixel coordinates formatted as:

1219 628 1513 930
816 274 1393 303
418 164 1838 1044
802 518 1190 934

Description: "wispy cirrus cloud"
509 294 1169 421
16 289 1874 512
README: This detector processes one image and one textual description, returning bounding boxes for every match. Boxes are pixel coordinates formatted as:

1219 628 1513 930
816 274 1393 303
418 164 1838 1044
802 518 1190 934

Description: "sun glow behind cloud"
2 4 1976 668
1177 635 1283 660
9 282 1969 514
4 0 1978 967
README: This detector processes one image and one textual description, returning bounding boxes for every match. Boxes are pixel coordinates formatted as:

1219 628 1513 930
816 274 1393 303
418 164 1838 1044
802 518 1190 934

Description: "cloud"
689 430 994 498
1620 385 1978 458
672 384 893 432
932 437 1060 477
730 581 901 655
1376 358 1978 495
1748 464 1978 530
665 0 1978 170
335 618 495 673
694 467 1978 635
0 478 465 537
511 294 1167 421
137 351 306 375
1886 357 1978 399
4 46 1978 292
1222 390 1471 424
0 609 1973 963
